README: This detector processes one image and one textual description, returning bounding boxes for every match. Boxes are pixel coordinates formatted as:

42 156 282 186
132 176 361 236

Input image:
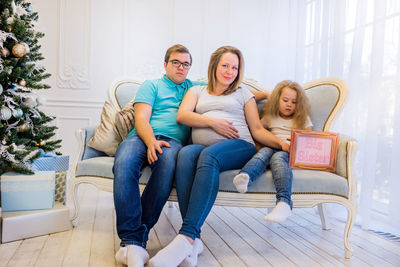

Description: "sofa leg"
344 204 356 259
317 204 331 230
70 181 81 227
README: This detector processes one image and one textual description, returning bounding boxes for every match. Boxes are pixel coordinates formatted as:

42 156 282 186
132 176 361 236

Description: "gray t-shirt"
190 85 255 146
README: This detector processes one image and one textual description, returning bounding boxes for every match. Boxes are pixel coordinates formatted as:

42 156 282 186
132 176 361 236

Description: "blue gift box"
31 153 69 172
0 171 55 212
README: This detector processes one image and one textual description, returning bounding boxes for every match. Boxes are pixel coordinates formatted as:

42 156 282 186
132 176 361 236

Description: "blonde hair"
207 46 244 95
261 80 311 130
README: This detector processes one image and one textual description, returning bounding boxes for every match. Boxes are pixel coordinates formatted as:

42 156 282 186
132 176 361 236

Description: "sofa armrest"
75 126 107 161
336 134 358 178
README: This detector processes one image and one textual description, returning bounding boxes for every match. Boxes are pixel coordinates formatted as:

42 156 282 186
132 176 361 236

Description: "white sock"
233 173 250 193
264 201 292 223
115 246 128 265
148 234 193 267
179 238 204 267
119 245 148 267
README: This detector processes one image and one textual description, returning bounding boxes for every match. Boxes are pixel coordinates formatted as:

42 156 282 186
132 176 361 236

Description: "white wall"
31 0 295 158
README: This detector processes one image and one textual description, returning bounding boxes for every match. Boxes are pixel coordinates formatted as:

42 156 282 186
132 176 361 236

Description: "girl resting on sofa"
148 46 289 267
233 80 312 223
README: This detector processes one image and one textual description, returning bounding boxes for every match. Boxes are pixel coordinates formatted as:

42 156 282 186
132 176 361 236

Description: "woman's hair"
164 44 192 64
261 80 311 129
207 46 244 95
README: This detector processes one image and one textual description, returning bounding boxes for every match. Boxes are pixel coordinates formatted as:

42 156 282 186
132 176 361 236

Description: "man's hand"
147 140 171 164
211 118 239 139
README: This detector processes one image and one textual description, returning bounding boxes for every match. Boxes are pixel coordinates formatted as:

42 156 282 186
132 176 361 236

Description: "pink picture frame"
289 129 339 172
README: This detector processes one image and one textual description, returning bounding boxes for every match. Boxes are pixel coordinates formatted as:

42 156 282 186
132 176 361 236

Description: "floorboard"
1 187 400 267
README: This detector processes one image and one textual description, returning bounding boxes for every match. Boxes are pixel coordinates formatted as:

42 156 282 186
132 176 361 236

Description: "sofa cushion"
87 102 121 156
76 157 348 197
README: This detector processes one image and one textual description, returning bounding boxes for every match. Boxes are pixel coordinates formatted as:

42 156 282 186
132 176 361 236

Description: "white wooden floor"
1 184 400 267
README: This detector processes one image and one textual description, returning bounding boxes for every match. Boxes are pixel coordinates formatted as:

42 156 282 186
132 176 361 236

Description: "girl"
233 80 312 223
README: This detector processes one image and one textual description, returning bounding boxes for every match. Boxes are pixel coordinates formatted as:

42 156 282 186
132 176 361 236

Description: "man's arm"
250 90 270 101
134 102 170 164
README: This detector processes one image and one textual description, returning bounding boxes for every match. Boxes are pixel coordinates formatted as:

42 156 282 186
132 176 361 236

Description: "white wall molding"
46 99 104 109
56 0 91 89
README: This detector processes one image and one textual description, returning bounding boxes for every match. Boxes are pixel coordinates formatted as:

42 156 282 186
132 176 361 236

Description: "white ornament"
36 95 47 106
0 83 3 94
7 16 14 25
1 106 12 120
22 96 37 108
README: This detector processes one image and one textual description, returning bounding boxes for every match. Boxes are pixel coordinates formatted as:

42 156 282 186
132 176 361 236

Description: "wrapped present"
55 171 67 204
0 171 55 212
0 202 72 243
31 150 70 204
31 150 69 172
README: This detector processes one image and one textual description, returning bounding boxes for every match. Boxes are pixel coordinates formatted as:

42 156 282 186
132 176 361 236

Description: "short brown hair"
207 46 244 95
164 44 192 64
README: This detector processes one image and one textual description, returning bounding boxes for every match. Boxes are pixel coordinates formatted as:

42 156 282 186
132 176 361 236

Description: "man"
113 44 205 267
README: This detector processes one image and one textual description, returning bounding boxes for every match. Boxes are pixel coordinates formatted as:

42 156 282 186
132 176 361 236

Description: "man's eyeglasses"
168 60 191 69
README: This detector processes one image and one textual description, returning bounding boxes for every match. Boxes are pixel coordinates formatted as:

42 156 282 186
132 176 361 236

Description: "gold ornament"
19 79 26 86
12 43 27 58
18 122 30 132
0 47 10 58
39 140 45 146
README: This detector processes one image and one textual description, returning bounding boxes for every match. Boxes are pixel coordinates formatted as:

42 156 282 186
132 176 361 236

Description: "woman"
148 46 289 267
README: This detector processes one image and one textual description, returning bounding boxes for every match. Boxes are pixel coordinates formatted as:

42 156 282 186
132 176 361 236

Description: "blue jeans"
241 147 293 208
175 139 257 240
113 135 182 248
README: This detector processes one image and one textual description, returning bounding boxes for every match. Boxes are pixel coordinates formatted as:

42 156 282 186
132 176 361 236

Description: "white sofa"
70 77 357 258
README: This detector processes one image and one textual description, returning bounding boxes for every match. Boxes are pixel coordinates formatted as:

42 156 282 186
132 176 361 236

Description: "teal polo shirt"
128 75 206 144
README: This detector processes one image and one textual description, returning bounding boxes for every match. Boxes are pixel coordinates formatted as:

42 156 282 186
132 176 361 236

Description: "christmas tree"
0 0 61 175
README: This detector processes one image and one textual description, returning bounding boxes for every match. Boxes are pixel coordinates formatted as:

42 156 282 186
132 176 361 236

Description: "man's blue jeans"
175 139 257 240
113 135 182 248
241 146 293 208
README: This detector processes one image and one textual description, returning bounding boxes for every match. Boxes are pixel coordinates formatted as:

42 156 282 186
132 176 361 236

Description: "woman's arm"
250 90 270 101
177 89 239 139
244 98 290 152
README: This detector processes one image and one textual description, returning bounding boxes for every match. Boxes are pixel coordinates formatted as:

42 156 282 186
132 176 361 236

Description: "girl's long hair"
261 80 311 129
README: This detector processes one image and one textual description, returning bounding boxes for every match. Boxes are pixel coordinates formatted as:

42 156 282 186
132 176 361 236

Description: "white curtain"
281 0 400 232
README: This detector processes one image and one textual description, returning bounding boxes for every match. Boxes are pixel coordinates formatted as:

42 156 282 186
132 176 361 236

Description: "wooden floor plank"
89 190 115 267
216 205 341 267
62 184 98 267
2 185 400 267
0 240 21 267
34 230 73 266
297 208 400 266
7 235 48 267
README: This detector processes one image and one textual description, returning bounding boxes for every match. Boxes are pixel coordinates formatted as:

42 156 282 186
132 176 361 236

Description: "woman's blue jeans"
113 135 182 248
241 146 293 208
175 139 257 240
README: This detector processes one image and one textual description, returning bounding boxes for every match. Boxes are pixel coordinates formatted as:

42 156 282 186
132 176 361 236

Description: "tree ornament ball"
0 47 10 57
0 106 12 121
22 96 37 108
39 140 45 146
0 83 3 94
13 108 23 118
12 44 27 58
7 16 14 24
21 42 30 53
18 122 30 132
19 79 26 86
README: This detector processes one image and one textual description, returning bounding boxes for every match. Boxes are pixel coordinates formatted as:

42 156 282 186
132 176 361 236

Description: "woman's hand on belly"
210 118 240 139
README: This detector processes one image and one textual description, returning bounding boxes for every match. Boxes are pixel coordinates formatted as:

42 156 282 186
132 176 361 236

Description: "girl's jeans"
113 135 182 248
241 146 293 208
175 139 257 240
